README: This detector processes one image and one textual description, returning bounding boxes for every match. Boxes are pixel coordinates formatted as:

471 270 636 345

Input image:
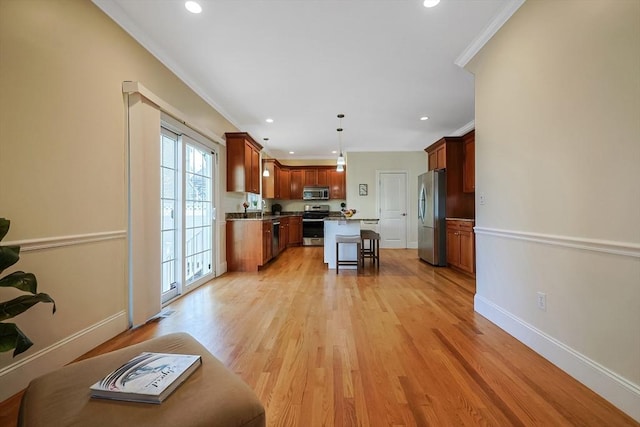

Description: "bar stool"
360 229 380 267
335 234 362 274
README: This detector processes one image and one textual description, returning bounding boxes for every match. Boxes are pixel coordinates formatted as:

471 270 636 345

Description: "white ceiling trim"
92 0 240 130
454 0 526 68
452 120 475 136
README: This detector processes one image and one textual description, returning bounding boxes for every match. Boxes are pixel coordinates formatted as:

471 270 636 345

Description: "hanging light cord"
336 114 346 168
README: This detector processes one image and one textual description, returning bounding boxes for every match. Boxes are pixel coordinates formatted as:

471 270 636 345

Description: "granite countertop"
324 217 379 222
446 218 475 222
226 212 302 221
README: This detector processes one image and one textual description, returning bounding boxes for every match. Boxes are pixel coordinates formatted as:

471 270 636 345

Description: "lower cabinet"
227 215 303 272
446 219 475 275
227 219 270 272
279 217 289 252
262 221 272 264
288 216 303 246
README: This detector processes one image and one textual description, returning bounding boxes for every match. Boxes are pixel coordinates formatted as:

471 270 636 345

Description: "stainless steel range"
302 204 330 246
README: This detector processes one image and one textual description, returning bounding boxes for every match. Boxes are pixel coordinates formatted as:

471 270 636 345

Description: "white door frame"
376 170 409 248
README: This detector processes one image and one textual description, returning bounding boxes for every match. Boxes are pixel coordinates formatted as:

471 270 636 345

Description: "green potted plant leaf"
0 218 56 357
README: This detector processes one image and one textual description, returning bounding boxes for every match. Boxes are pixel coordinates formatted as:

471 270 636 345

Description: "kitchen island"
324 217 379 269
226 213 303 272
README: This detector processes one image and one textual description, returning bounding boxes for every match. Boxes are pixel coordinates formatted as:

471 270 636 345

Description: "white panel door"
378 172 408 248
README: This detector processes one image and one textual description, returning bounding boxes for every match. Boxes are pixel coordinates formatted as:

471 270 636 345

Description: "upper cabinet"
425 135 474 219
262 164 346 200
290 169 304 199
428 144 446 171
462 130 475 193
262 158 281 199
328 169 346 199
303 169 318 186
226 132 263 194
279 168 291 199
301 168 329 186
317 169 329 186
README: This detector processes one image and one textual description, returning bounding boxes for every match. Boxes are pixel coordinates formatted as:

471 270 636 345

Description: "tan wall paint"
467 0 640 416
346 151 427 247
0 0 237 386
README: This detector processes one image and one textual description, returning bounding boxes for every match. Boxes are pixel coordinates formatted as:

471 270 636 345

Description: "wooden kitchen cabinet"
279 217 289 252
288 216 302 246
262 159 282 199
428 144 446 171
463 130 475 193
446 220 475 275
302 168 329 186
328 169 346 199
227 219 272 272
317 169 328 186
226 132 263 194
262 221 272 264
290 169 304 199
425 136 474 219
279 168 291 199
262 164 346 200
304 169 318 186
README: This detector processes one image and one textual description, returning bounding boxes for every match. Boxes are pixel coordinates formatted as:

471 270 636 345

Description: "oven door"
302 218 325 246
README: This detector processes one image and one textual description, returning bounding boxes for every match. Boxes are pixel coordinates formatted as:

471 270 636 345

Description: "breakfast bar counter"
323 218 379 269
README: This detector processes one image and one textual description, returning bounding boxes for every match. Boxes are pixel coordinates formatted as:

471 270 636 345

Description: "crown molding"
92 0 240 130
455 0 526 68
452 120 475 136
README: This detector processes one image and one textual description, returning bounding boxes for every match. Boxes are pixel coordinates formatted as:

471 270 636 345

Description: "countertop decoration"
242 201 249 218
342 208 357 218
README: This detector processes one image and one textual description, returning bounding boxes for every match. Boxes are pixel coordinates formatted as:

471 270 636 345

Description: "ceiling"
93 0 520 160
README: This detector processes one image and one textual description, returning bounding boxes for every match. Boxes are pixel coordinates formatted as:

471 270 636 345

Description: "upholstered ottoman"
18 332 265 427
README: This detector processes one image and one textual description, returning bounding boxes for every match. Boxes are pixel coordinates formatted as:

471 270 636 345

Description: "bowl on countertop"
342 209 356 218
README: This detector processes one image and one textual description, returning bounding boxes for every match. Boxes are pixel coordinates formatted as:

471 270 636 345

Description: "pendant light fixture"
262 138 270 176
336 114 346 171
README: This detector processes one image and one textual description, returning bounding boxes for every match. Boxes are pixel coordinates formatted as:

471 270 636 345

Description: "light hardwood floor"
1 247 637 426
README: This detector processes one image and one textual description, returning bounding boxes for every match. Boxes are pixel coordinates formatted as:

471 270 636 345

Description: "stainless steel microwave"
302 186 330 200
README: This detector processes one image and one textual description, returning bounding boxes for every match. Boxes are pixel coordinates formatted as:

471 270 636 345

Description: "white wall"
346 152 427 247
467 0 640 420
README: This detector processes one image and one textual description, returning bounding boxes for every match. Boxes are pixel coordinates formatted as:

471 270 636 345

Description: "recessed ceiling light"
289 151 295 154
332 150 337 154
420 116 429 121
265 118 274 123
185 1 202 14
423 0 440 8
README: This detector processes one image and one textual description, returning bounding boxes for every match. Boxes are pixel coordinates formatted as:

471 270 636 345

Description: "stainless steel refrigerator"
418 170 446 266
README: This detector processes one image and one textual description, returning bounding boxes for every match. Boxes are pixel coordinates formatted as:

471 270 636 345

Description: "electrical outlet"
537 292 547 311
479 194 486 205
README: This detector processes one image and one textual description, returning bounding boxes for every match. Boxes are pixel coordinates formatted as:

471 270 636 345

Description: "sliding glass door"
184 141 213 286
161 127 215 304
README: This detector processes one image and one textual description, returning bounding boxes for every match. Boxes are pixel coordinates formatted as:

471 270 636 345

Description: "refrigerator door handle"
418 186 426 223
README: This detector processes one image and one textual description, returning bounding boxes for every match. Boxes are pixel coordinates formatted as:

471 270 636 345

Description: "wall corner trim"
454 0 526 68
122 81 225 145
474 295 640 422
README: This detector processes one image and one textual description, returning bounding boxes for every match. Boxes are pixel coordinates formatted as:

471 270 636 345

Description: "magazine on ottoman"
90 352 202 404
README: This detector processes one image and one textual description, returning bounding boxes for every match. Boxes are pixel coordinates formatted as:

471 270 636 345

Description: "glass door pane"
184 141 214 286
161 129 179 302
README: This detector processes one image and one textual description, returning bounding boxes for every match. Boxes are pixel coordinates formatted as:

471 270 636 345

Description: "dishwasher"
272 220 280 257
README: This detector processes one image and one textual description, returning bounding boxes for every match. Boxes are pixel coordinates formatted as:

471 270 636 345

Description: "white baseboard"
474 295 640 422
0 310 128 402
